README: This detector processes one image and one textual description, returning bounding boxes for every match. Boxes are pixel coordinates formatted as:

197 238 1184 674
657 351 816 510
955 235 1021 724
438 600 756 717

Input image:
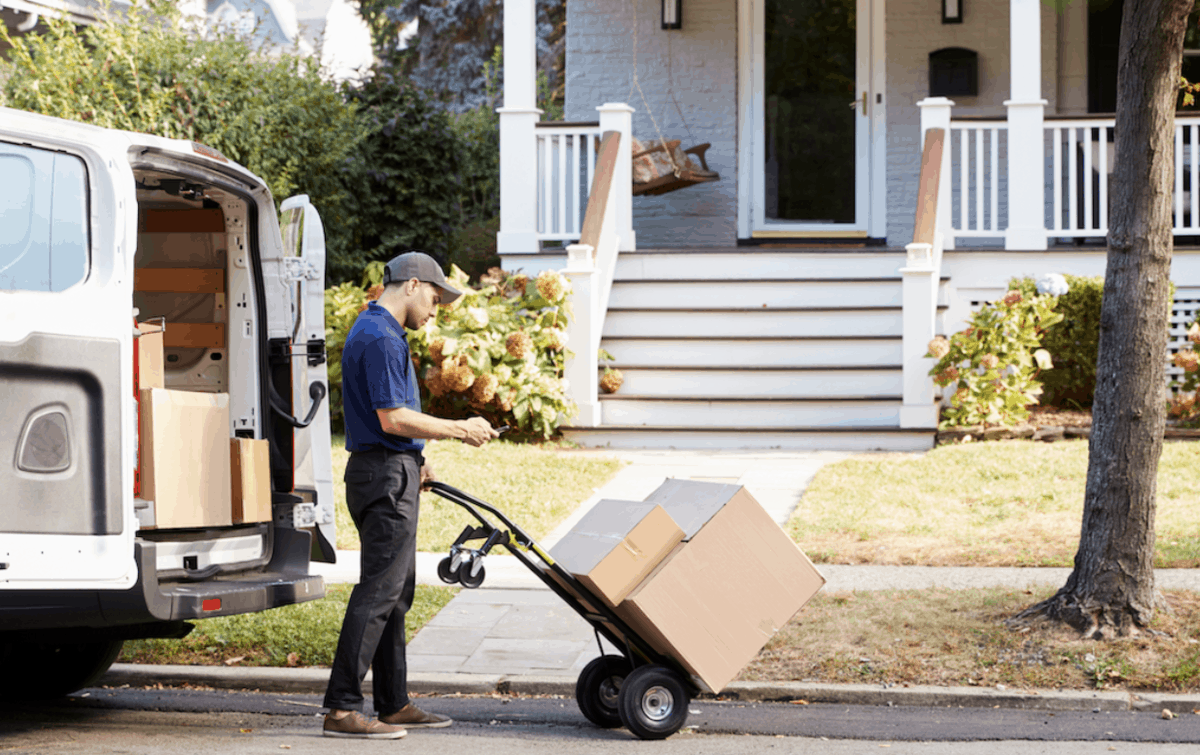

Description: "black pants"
323 448 421 716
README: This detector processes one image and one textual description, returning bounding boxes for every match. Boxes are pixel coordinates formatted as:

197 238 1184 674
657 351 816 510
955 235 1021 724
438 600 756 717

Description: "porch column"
1004 0 1048 250
496 0 541 254
918 97 954 251
597 103 636 251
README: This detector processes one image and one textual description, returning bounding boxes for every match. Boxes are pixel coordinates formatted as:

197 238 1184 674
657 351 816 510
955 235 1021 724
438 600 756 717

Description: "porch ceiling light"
942 0 963 24
662 0 681 30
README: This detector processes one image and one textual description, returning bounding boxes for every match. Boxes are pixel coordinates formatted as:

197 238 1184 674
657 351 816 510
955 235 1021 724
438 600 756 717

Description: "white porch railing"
535 122 602 242
921 99 1200 243
899 124 947 429
562 130 625 427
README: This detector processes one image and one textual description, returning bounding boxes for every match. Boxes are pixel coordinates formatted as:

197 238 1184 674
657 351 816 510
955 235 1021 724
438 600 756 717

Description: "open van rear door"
279 195 336 563
0 136 133 588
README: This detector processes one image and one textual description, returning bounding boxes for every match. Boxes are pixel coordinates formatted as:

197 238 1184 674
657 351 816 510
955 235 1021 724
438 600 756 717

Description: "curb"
99 664 1200 714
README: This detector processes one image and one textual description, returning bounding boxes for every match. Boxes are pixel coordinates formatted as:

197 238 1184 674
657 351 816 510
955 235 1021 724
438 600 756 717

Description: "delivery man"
323 251 499 739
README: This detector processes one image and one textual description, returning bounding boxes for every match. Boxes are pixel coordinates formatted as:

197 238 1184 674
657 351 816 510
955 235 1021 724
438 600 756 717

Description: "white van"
0 106 336 698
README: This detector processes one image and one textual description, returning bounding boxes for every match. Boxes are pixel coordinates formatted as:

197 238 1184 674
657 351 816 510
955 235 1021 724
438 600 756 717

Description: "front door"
745 0 882 239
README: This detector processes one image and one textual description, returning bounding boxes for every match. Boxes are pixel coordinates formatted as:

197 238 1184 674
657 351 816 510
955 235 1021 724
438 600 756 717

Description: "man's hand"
459 417 499 447
420 463 437 490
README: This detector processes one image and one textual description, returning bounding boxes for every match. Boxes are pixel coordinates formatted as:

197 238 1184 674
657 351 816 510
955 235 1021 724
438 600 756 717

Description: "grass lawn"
789 440 1200 568
331 436 624 553
120 584 457 667
742 586 1200 692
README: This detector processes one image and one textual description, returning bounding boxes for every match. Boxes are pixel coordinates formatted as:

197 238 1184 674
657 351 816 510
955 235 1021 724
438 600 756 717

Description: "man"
323 251 498 739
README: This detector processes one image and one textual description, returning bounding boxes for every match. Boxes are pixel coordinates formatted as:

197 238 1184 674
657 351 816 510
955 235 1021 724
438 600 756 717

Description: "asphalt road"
5 686 1200 753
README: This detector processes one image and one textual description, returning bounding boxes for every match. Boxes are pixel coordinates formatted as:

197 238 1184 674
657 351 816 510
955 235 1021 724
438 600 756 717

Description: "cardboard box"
136 320 165 390
231 438 271 524
549 500 684 607
615 481 825 693
139 388 232 529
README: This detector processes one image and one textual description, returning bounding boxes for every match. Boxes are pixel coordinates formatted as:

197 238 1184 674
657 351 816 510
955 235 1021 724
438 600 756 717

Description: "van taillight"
202 599 221 612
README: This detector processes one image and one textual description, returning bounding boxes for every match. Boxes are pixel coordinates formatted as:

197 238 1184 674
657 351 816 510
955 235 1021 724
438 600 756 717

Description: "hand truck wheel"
459 559 486 589
436 556 461 585
617 664 689 740
575 654 631 728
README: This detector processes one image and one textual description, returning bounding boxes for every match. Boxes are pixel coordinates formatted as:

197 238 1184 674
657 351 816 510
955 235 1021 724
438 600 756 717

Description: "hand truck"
427 481 697 740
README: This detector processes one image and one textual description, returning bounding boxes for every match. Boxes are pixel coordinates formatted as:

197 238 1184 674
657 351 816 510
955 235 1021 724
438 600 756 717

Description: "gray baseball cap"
382 251 462 304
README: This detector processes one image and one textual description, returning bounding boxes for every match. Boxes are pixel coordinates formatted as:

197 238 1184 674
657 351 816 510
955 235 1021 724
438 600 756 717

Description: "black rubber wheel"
437 556 461 584
575 654 631 728
617 664 689 740
0 638 124 701
459 561 486 589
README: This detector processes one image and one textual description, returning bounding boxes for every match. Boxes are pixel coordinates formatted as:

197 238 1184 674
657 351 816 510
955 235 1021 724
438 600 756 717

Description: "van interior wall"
133 203 229 393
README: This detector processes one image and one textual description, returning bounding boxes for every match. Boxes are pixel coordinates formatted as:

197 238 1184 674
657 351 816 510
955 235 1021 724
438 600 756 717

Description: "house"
493 0 1200 450
0 0 372 81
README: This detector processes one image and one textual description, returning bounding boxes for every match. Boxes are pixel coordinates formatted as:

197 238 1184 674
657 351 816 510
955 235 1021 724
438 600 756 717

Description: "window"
0 142 89 292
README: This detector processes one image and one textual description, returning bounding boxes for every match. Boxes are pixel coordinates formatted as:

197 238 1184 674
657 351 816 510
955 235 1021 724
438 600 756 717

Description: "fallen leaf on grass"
240 728 253 733
224 656 246 666
286 652 300 667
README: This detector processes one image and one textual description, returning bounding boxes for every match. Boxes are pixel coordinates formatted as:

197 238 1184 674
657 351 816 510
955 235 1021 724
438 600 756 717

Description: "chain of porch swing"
626 0 682 177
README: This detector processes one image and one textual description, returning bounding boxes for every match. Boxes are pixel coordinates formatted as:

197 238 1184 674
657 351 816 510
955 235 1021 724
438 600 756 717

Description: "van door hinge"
282 257 320 282
307 339 326 366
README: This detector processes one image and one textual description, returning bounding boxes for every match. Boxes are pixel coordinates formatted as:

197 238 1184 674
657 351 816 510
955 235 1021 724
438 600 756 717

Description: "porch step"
607 278 916 308
603 307 913 338
614 250 908 279
598 397 903 428
559 426 935 452
598 336 904 367
609 366 904 397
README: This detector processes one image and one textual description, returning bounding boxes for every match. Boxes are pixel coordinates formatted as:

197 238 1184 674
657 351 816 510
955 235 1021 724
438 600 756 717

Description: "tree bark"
1015 0 1192 638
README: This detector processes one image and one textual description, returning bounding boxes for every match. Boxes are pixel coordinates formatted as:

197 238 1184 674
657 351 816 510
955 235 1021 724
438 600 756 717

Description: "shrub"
0 0 362 262
1169 319 1200 422
325 264 575 438
1008 275 1104 408
928 290 1063 429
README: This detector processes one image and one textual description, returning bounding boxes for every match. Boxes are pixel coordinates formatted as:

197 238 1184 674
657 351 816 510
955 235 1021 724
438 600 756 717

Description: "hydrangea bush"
1169 319 1200 422
325 263 576 438
926 289 1064 429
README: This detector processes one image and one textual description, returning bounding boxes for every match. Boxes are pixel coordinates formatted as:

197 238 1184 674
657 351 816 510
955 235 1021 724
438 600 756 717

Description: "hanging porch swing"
625 0 719 197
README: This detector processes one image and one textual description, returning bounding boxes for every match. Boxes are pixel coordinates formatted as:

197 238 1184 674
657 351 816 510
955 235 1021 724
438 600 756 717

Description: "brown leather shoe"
379 702 453 729
323 710 407 739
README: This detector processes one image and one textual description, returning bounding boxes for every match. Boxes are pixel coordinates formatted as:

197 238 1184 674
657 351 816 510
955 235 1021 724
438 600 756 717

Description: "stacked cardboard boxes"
549 480 825 693
135 319 272 529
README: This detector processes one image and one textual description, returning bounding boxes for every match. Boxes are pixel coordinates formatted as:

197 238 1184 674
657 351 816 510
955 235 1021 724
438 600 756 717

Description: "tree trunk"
1015 0 1192 638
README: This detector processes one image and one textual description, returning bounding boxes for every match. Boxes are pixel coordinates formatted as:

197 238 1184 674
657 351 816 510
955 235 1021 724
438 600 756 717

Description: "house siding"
565 0 739 247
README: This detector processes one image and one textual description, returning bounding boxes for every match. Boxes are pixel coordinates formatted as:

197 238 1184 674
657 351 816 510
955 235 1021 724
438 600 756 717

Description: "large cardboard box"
231 438 271 524
616 481 825 693
549 500 684 607
139 388 232 529
136 320 165 390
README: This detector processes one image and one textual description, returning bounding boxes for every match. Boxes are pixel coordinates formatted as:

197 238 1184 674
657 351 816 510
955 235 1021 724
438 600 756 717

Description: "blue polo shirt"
342 301 424 453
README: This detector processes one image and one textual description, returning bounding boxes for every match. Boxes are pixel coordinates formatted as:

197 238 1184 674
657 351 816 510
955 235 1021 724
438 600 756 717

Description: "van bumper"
0 528 324 636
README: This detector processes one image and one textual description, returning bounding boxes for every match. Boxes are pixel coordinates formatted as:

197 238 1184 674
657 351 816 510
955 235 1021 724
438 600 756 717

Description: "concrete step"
608 278 909 308
611 366 904 397
614 250 906 279
560 426 935 451
602 307 907 338
599 397 903 427
598 336 905 367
